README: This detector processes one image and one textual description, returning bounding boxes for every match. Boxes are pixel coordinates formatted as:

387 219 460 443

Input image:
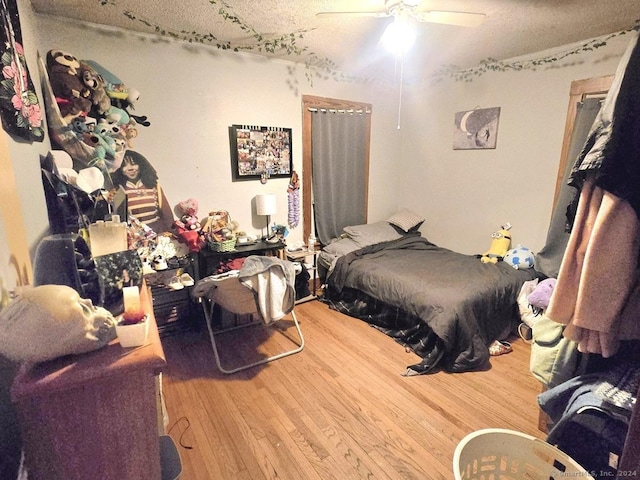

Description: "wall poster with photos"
229 124 292 181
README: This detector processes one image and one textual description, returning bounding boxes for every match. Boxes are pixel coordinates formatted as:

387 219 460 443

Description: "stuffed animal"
81 60 150 127
480 223 512 263
527 277 557 314
173 199 204 252
46 49 92 119
504 244 535 270
79 61 111 117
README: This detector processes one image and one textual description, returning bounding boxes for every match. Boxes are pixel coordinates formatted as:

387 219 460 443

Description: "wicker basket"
208 238 237 252
453 428 593 480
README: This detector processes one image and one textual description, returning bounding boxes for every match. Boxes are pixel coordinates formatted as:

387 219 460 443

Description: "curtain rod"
307 107 371 115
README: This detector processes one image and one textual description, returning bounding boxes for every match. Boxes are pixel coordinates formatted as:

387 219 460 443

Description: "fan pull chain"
397 53 405 130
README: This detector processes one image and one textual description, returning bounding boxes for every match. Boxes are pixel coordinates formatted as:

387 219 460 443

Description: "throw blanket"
239 256 296 324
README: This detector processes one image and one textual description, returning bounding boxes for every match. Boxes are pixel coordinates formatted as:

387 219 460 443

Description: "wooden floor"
160 299 544 480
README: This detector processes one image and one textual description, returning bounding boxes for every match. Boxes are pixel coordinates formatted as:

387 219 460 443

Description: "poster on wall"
229 124 293 182
0 0 44 142
453 107 500 150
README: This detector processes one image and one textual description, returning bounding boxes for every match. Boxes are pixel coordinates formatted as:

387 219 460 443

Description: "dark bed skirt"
324 287 449 375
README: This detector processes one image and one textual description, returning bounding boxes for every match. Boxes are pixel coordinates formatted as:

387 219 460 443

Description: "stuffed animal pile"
201 210 241 245
44 49 150 176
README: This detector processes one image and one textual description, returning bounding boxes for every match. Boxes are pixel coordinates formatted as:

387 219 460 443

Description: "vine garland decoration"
98 1 639 85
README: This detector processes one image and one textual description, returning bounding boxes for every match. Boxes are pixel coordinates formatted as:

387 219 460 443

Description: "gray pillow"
343 221 402 248
323 237 361 257
387 209 425 233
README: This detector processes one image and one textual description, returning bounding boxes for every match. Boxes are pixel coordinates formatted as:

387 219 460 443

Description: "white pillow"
343 221 402 248
387 209 425 233
0 285 116 363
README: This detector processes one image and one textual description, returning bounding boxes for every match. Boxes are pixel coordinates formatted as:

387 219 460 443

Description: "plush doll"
46 49 92 119
480 224 512 263
79 61 112 117
81 60 150 127
503 244 535 270
527 278 557 315
172 198 204 252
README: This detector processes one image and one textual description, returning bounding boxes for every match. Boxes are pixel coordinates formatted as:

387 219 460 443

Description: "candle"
122 286 144 324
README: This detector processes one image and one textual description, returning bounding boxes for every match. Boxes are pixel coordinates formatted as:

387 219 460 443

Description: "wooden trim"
301 95 372 244
552 75 613 210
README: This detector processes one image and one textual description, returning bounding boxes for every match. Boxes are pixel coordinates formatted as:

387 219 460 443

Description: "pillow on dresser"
0 285 116 363
387 209 425 233
343 221 403 248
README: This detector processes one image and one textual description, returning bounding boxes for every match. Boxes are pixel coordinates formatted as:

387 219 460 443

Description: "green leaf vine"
98 0 370 86
430 20 640 83
98 1 639 86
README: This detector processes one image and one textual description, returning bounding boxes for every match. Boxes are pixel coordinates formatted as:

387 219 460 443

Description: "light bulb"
380 17 417 55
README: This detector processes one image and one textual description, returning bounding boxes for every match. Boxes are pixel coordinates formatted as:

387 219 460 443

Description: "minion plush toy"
480 223 512 263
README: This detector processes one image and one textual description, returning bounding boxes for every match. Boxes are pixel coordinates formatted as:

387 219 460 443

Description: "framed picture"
453 107 500 150
229 124 293 181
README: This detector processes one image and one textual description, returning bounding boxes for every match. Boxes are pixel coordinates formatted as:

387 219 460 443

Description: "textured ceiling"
29 0 640 83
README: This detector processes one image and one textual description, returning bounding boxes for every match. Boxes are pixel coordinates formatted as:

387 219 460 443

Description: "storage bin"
453 428 593 480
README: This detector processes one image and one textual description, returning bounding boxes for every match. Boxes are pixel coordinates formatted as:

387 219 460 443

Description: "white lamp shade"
255 194 277 216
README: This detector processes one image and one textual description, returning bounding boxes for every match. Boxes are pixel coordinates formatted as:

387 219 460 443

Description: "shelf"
287 247 320 304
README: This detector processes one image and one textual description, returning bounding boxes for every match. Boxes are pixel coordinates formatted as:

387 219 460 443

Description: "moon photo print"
453 107 500 150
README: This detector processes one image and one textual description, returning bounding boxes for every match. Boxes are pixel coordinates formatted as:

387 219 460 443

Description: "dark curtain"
311 111 368 245
535 97 602 278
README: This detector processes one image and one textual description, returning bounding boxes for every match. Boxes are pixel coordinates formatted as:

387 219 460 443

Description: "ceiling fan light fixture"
380 15 417 55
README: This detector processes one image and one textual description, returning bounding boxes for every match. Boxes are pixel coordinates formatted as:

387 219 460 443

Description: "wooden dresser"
10 285 167 480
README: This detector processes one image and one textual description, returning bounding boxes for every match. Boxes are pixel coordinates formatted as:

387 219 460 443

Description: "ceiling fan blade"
414 10 486 27
316 10 391 19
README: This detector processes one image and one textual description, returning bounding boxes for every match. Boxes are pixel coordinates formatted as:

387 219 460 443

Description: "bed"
320 216 537 375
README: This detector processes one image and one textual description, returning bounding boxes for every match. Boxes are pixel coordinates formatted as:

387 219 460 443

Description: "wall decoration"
0 0 44 142
453 107 500 150
229 124 293 181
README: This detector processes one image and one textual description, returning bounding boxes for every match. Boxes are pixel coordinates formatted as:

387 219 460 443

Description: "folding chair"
196 261 304 374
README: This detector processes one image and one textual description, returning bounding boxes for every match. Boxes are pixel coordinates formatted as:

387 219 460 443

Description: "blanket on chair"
239 256 296 324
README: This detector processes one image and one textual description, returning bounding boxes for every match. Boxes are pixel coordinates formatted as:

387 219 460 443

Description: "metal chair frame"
199 277 304 374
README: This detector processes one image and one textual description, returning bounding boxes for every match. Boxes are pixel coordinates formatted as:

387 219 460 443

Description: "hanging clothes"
547 31 640 357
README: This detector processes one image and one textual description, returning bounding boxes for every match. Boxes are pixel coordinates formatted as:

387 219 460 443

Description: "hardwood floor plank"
161 299 544 479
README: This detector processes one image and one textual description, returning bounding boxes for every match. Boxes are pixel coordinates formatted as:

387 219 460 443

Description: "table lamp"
255 194 277 240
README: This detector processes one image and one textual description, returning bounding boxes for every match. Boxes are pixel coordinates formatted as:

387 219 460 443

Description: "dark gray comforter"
326 236 537 373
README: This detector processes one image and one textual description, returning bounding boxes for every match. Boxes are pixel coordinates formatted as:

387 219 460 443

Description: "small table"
196 240 285 280
286 246 320 303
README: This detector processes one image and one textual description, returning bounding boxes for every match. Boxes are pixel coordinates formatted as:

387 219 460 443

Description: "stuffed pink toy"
527 278 557 312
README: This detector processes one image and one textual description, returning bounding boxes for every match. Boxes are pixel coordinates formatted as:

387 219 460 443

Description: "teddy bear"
46 49 92 120
79 61 112 117
172 198 204 252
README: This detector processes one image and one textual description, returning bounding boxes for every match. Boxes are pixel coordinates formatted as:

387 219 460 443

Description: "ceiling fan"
316 0 486 28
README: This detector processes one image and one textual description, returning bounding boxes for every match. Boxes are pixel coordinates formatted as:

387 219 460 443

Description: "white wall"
3 0 633 278
399 36 630 255
28 12 403 248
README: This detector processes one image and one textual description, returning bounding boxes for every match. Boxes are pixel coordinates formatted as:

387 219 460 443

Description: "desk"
196 240 285 280
11 285 167 480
